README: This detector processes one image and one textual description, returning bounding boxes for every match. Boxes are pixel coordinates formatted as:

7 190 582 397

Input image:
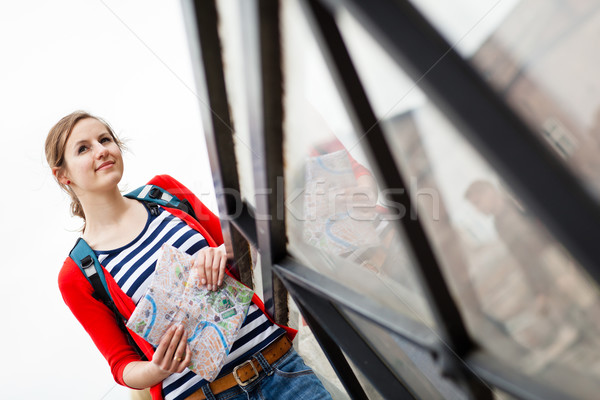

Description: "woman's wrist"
123 360 172 389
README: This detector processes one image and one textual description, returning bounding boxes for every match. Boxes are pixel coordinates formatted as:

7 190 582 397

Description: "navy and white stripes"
95 203 284 400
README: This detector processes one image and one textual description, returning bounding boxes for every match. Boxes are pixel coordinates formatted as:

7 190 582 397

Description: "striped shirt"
95 202 284 399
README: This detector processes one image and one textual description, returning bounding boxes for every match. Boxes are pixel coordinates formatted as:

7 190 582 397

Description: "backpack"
69 184 198 359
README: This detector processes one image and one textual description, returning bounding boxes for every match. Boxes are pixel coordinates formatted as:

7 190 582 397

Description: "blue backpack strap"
70 237 110 296
125 185 197 220
69 237 148 360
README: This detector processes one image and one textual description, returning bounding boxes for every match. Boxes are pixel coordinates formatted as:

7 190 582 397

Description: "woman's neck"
79 187 133 239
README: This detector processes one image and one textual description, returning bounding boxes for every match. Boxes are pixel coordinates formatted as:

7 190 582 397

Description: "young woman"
46 111 332 400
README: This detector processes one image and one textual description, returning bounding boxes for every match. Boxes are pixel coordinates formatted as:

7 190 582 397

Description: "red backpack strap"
147 175 224 245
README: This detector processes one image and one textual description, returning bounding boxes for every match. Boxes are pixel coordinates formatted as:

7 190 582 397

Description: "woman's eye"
77 145 87 154
100 137 112 144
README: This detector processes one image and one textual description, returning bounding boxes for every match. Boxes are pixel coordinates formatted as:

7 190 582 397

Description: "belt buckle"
233 360 259 387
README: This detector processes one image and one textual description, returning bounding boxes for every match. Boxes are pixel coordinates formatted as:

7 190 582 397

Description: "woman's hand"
123 324 192 389
193 244 228 291
151 324 191 375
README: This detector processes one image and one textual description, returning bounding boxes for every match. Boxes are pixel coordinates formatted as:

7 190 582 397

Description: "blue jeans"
200 348 332 400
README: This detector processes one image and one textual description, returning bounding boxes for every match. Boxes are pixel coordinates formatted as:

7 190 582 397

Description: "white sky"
0 1 216 399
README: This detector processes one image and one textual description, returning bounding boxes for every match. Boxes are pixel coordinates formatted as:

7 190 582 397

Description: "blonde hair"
45 111 124 224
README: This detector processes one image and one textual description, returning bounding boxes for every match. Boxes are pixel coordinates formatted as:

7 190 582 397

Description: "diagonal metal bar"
323 0 600 287
294 301 370 400
274 259 437 351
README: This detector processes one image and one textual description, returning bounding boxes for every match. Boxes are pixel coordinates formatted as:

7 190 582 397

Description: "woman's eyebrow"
71 138 89 149
72 132 110 148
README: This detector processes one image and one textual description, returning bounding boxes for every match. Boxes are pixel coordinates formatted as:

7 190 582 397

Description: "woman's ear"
52 167 70 185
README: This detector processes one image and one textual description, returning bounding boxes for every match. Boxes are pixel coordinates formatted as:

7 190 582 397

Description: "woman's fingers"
217 255 226 288
211 253 221 291
176 345 193 374
204 250 214 289
153 325 176 369
172 328 188 368
194 246 228 291
194 251 207 286
152 325 190 373
164 325 184 367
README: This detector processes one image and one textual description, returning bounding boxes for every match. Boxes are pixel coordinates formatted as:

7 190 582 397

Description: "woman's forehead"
68 118 109 143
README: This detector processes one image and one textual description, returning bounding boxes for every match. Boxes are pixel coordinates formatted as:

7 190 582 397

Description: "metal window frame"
250 0 289 324
180 0 255 288
181 0 600 399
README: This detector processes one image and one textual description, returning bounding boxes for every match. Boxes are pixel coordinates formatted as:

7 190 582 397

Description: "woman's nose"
94 142 109 158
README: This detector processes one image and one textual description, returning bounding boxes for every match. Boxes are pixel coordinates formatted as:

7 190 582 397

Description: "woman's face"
55 118 123 194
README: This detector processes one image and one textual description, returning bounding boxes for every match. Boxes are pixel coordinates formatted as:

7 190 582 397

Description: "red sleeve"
58 258 142 387
348 153 371 179
148 175 224 246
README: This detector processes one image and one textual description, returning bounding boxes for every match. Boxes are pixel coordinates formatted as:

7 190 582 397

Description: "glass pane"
216 0 258 207
341 306 467 400
335 6 600 399
282 0 435 330
411 0 600 202
494 388 517 400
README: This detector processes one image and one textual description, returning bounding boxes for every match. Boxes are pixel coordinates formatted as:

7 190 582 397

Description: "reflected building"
471 0 600 195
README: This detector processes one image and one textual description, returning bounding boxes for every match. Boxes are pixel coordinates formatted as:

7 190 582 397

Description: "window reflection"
464 179 596 367
302 136 409 283
413 0 600 201
336 4 600 398
282 0 434 329
470 0 600 199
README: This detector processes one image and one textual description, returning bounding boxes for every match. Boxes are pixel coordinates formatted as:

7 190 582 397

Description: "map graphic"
303 149 379 256
126 244 254 381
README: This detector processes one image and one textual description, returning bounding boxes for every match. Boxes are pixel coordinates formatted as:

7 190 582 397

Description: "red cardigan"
58 175 296 400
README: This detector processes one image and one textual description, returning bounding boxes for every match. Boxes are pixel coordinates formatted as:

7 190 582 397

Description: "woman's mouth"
96 161 115 171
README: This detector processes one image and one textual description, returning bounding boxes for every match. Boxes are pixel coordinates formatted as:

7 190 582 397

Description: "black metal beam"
279 274 418 400
180 0 253 285
323 0 600 286
274 258 437 351
254 0 286 259
245 0 289 323
229 200 258 248
295 301 369 400
300 2 493 398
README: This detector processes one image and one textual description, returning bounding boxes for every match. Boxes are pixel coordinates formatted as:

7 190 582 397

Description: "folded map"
126 243 254 381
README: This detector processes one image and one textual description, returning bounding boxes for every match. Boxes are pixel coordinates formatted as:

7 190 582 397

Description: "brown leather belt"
185 335 292 400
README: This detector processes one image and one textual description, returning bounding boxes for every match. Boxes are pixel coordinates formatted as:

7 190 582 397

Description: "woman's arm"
122 325 192 389
59 259 143 387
